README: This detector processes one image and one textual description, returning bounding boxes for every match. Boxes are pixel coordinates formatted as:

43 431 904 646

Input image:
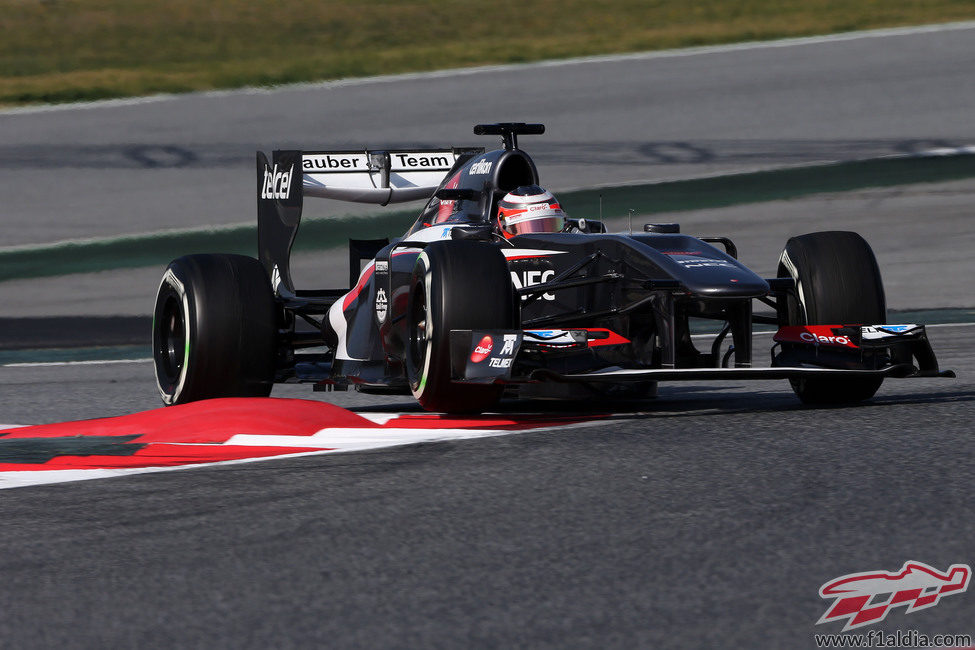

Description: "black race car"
152 123 953 412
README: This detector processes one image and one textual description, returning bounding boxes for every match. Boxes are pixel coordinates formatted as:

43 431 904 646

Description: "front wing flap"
772 324 950 376
449 330 524 384
449 324 954 385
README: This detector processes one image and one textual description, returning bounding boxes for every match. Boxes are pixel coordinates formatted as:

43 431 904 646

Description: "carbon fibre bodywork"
252 123 951 404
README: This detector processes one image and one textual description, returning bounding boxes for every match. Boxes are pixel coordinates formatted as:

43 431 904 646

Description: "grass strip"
3 152 975 283
0 345 150 365
3 1 975 106
557 152 975 216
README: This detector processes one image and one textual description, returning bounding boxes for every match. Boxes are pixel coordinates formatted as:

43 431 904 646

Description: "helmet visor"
502 206 566 235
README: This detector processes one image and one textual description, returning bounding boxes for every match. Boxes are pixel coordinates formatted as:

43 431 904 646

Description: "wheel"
777 231 887 404
405 241 517 413
153 254 277 405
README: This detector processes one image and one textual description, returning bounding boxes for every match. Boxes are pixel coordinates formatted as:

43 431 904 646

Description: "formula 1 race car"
152 122 953 412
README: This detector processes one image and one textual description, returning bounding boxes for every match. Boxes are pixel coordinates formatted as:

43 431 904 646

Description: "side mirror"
450 225 496 241
435 188 480 202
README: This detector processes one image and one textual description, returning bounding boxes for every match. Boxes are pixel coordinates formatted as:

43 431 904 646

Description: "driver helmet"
496 185 566 238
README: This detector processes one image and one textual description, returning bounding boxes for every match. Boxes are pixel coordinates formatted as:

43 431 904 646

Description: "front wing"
449 324 954 385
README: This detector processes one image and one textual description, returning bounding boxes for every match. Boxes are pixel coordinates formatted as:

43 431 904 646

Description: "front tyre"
777 231 886 404
153 254 276 405
406 241 516 413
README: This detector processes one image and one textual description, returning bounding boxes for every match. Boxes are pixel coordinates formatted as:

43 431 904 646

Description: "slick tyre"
406 241 516 413
777 231 887 404
153 254 277 405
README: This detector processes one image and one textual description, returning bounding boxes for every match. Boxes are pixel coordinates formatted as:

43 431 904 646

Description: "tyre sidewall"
152 254 276 405
406 242 515 412
153 264 193 404
777 231 886 404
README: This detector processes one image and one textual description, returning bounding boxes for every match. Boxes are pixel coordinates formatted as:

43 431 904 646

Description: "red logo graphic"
774 326 859 349
818 561 970 631
470 335 493 363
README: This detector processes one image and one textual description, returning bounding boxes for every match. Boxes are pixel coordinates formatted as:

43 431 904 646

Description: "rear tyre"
777 231 887 404
153 254 277 405
406 241 516 413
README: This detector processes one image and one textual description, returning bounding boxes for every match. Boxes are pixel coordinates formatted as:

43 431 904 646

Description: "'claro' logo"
801 332 851 346
470 336 494 363
261 163 294 200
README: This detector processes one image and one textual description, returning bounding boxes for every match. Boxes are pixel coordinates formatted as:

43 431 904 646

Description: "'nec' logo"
509 270 555 300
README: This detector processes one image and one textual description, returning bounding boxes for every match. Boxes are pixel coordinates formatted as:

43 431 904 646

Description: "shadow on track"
345 385 975 426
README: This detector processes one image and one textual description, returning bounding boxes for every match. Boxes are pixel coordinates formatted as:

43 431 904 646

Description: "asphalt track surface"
0 326 972 648
1 24 975 648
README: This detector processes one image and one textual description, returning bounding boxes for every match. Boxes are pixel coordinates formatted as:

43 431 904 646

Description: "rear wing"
257 147 482 295
303 148 481 204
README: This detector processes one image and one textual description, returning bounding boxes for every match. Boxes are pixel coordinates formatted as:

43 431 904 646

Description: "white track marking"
226 426 526 451
3 22 974 116
923 146 975 156
2 358 152 368
0 221 257 254
356 413 403 426
0 450 343 490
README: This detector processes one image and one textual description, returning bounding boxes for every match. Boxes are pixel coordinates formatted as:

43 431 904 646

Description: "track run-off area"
1 23 974 648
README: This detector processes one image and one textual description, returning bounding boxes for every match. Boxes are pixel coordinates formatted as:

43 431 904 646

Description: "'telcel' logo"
261 163 294 200
817 561 970 631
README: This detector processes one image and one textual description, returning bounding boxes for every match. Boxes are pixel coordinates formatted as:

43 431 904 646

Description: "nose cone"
638 234 770 297
667 253 770 297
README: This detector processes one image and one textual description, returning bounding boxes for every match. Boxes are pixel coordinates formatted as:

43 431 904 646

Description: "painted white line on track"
2 21 974 116
0 450 346 490
226 426 529 450
357 413 404 426
0 221 259 254
2 358 152 368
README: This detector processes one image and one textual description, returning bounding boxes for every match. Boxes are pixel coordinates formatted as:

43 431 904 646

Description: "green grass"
1 0 974 106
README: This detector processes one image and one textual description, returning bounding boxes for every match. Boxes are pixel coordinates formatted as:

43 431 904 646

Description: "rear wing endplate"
257 147 481 296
